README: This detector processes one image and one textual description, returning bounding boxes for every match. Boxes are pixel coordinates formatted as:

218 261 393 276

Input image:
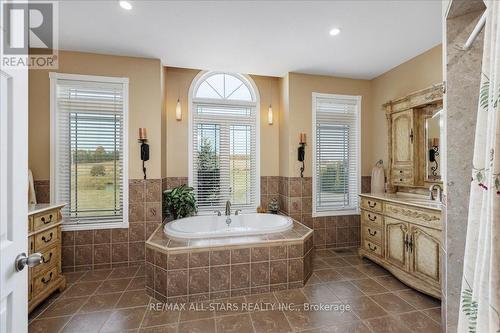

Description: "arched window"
189 72 260 213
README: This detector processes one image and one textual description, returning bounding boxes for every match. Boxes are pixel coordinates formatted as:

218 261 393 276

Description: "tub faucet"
225 200 232 226
429 184 443 202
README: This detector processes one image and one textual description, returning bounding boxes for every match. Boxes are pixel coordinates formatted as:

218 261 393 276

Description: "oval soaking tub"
164 213 293 239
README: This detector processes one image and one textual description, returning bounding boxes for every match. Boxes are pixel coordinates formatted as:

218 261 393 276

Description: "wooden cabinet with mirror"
385 84 443 190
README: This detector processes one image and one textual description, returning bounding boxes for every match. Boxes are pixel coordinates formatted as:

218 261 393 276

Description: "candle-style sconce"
298 133 306 178
138 128 149 179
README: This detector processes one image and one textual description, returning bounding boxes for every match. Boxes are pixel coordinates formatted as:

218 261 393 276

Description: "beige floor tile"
109 266 140 279
214 297 248 316
314 269 345 283
216 313 254 333
396 289 441 310
100 306 147 332
139 324 178 333
302 284 340 303
423 307 442 323
274 289 308 305
283 304 357 331
370 293 415 314
336 266 369 280
39 297 88 318
321 257 351 268
61 281 102 298
396 311 442 333
295 320 371 333
79 293 122 313
179 301 215 322
79 269 113 282
350 278 388 295
97 278 133 294
141 308 180 327
325 281 365 300
250 310 292 333
342 296 387 319
373 275 410 291
61 311 112 333
364 315 412 333
116 290 151 308
28 316 71 333
178 318 216 333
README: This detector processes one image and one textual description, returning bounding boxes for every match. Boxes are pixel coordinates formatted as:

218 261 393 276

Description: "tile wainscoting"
33 179 163 272
277 176 372 250
33 175 372 271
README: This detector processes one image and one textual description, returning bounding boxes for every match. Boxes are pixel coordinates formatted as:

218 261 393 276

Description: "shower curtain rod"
463 10 487 50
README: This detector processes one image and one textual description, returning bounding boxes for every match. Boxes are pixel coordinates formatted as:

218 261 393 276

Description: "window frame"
49 72 129 231
312 92 361 217
188 71 260 215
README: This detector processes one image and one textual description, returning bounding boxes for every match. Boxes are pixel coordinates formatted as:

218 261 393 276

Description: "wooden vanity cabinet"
28 205 66 313
359 196 441 299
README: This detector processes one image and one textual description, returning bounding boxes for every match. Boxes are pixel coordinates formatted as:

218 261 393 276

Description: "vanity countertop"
28 203 66 215
360 192 442 211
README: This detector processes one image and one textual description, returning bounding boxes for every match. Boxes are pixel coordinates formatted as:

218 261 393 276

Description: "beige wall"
164 67 281 177
29 46 441 183
29 50 163 180
284 72 372 177
369 45 443 173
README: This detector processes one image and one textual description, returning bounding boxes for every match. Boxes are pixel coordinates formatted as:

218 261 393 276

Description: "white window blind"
312 93 361 216
190 72 259 213
50 73 129 230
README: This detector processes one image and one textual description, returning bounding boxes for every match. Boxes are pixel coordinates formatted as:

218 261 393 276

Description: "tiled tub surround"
34 179 163 272
145 221 314 302
278 176 361 249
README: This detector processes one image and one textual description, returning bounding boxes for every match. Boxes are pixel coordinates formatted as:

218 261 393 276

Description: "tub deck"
145 220 313 303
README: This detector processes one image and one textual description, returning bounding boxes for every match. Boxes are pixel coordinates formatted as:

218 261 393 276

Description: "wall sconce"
138 128 150 179
298 133 306 178
268 105 273 125
175 99 182 121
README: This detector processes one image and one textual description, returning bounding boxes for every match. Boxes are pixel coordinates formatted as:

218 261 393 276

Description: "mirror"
425 109 442 181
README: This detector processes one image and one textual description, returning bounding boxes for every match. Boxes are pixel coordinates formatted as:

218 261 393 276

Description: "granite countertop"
360 192 442 211
28 203 66 215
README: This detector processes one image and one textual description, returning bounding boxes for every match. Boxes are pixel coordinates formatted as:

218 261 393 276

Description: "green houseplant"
163 184 197 220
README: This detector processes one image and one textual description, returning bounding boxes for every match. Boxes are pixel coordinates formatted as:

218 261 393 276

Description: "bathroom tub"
164 213 293 239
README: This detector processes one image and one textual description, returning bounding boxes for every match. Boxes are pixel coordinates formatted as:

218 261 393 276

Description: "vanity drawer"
360 197 383 213
34 226 59 252
384 202 441 229
32 266 59 297
361 210 383 227
33 245 59 276
363 240 382 257
33 209 59 231
392 168 414 186
363 225 382 244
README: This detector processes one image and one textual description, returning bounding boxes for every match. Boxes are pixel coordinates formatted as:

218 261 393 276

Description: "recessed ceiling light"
329 28 341 36
119 1 132 10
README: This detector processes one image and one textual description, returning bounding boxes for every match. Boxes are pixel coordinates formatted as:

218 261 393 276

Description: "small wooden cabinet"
28 204 66 313
359 195 441 299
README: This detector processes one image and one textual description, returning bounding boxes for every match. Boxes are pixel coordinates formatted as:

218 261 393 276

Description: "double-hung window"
312 93 361 216
189 72 260 214
50 73 129 230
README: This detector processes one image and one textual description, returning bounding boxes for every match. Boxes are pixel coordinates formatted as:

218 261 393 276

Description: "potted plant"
163 184 197 220
268 198 279 214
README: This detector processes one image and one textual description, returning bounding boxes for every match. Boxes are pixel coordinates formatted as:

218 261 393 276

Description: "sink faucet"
429 184 443 202
225 200 232 226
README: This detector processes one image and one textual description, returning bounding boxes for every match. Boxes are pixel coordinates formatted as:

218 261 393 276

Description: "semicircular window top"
194 73 254 102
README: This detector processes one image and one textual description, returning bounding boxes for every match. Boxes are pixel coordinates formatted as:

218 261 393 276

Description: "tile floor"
28 248 442 333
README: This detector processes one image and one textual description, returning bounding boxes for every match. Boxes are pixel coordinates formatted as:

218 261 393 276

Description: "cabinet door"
409 225 441 286
392 110 414 169
384 217 409 271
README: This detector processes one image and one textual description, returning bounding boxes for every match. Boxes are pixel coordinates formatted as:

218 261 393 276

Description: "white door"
0 5 29 333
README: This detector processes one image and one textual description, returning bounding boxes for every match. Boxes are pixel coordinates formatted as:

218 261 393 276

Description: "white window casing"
189 72 260 214
312 93 361 217
50 73 129 231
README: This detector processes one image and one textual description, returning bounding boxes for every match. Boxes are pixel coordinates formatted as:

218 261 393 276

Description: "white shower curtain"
458 1 500 332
